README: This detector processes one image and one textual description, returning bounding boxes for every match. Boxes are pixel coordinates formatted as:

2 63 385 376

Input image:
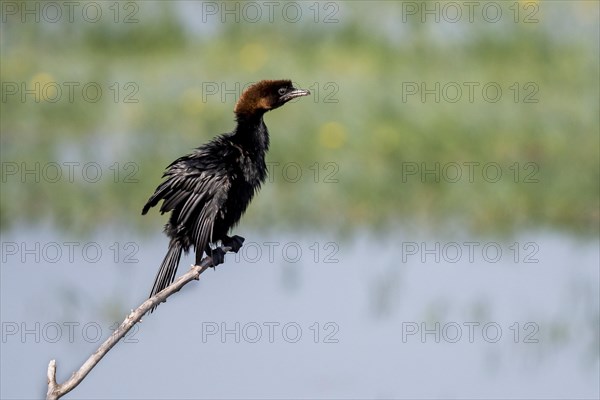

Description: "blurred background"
1 1 598 398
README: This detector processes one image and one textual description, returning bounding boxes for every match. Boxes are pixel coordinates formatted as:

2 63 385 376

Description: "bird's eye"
278 87 287 96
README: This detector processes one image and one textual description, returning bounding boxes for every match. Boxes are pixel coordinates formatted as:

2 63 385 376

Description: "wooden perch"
46 249 229 400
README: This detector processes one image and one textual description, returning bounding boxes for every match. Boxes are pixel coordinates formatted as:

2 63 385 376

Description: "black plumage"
142 80 310 309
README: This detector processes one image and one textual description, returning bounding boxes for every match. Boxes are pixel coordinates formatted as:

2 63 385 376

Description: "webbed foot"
210 247 226 267
223 235 245 253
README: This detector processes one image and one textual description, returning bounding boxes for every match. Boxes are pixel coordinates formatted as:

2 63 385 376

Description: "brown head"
234 80 310 117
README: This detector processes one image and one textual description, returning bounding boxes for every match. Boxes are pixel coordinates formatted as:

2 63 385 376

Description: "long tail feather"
148 240 183 313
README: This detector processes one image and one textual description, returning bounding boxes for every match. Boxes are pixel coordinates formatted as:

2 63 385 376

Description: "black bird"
142 79 310 308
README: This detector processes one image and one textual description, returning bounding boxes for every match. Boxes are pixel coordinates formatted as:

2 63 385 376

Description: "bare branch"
45 250 228 400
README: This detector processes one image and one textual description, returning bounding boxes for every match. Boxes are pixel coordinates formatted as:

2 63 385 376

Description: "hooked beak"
280 88 311 102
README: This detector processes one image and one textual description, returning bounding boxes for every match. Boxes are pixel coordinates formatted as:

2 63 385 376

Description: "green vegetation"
1 1 598 235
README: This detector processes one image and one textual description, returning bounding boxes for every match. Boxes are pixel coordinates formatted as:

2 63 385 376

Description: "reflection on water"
1 226 598 398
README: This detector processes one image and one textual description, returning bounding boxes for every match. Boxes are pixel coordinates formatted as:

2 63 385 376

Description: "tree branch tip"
47 359 57 382
43 249 234 398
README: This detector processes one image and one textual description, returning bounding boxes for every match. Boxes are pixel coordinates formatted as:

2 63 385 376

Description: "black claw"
211 247 226 267
229 235 245 253
223 235 245 253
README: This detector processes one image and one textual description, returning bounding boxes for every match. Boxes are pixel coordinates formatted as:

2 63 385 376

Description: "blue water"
1 226 598 398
